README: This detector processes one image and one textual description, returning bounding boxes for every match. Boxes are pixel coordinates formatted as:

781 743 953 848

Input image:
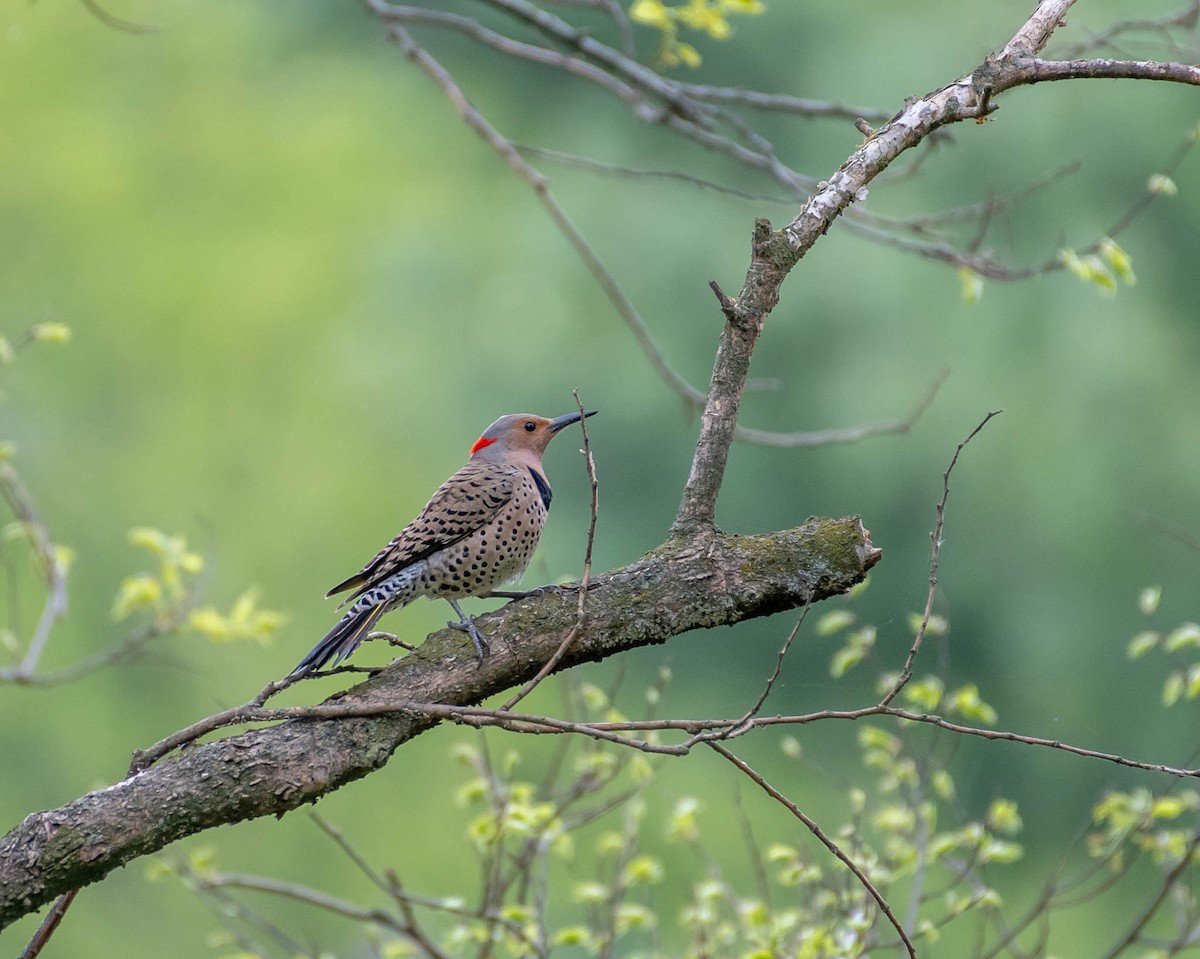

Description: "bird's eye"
523 421 537 432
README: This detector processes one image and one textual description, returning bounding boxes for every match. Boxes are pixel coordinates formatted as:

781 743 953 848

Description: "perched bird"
289 409 596 676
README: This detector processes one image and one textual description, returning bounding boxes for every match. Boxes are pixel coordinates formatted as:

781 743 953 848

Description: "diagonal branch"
367 8 709 412
708 742 917 959
0 516 879 929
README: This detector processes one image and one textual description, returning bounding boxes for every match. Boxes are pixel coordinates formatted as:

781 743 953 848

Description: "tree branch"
0 463 68 682
0 517 879 929
671 225 797 536
1016 57 1200 84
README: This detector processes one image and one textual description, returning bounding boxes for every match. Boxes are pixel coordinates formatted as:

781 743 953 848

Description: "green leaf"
1098 237 1136 285
622 855 664 886
666 796 702 843
1164 623 1200 652
987 798 1023 835
1127 630 1160 659
551 926 597 949
906 612 948 636
815 609 856 636
30 322 72 344
1138 585 1162 616
188 845 217 876
872 804 915 832
614 903 656 933
1162 671 1185 707
112 573 162 620
858 725 900 753
980 837 1024 863
1150 795 1192 819
1148 173 1178 195
595 831 625 856
902 675 944 711
830 643 864 678
1186 664 1200 700
1058 248 1117 295
578 682 608 711
958 267 983 304
947 683 997 725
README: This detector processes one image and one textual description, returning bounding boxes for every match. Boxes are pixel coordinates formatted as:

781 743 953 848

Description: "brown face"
470 414 556 456
469 410 596 457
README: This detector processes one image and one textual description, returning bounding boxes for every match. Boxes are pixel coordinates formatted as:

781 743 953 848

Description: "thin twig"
1099 121 1200 242
1135 511 1200 554
16 890 78 959
501 390 598 711
707 741 918 959
880 410 1003 707
310 814 460 958
1099 831 1200 959
366 11 709 412
130 692 1200 778
705 607 809 744
733 370 951 448
1054 1 1200 59
0 463 68 681
515 144 795 205
674 82 889 122
78 0 159 33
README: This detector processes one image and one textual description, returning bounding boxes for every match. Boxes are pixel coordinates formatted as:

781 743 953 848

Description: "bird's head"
469 410 597 462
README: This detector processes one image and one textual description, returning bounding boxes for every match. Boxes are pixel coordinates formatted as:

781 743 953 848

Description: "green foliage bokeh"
2 0 1199 955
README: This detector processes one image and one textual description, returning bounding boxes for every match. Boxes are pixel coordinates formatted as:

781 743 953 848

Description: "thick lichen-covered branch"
0 516 878 929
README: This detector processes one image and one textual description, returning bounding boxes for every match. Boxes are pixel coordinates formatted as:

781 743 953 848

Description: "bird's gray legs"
446 598 489 662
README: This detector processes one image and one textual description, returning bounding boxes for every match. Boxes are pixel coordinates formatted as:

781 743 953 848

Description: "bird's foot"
447 619 490 663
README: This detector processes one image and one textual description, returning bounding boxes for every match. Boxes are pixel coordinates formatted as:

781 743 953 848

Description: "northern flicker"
289 410 596 676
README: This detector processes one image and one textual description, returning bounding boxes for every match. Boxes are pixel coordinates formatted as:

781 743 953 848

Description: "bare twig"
707 741 918 959
1054 0 1199 60
733 370 950 448
7 619 176 687
879 410 1003 707
1099 830 1200 959
516 144 794 204
674 82 890 122
311 814 464 959
0 463 68 682
366 10 709 412
16 890 78 959
716 607 809 741
78 0 158 34
501 390 598 710
1135 511 1200 555
124 695 1200 782
1099 121 1200 243
434 702 1200 779
1012 56 1200 85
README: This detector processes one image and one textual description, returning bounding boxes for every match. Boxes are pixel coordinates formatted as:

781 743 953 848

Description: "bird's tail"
289 601 388 677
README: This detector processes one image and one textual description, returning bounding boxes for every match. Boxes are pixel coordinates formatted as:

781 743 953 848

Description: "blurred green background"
2 0 1199 955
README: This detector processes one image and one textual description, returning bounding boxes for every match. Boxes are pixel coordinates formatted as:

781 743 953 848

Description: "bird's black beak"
548 409 598 433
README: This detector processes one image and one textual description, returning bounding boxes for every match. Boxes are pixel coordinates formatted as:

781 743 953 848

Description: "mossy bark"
0 516 878 928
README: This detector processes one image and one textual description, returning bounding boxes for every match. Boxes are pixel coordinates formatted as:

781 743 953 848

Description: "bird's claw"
447 619 490 663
